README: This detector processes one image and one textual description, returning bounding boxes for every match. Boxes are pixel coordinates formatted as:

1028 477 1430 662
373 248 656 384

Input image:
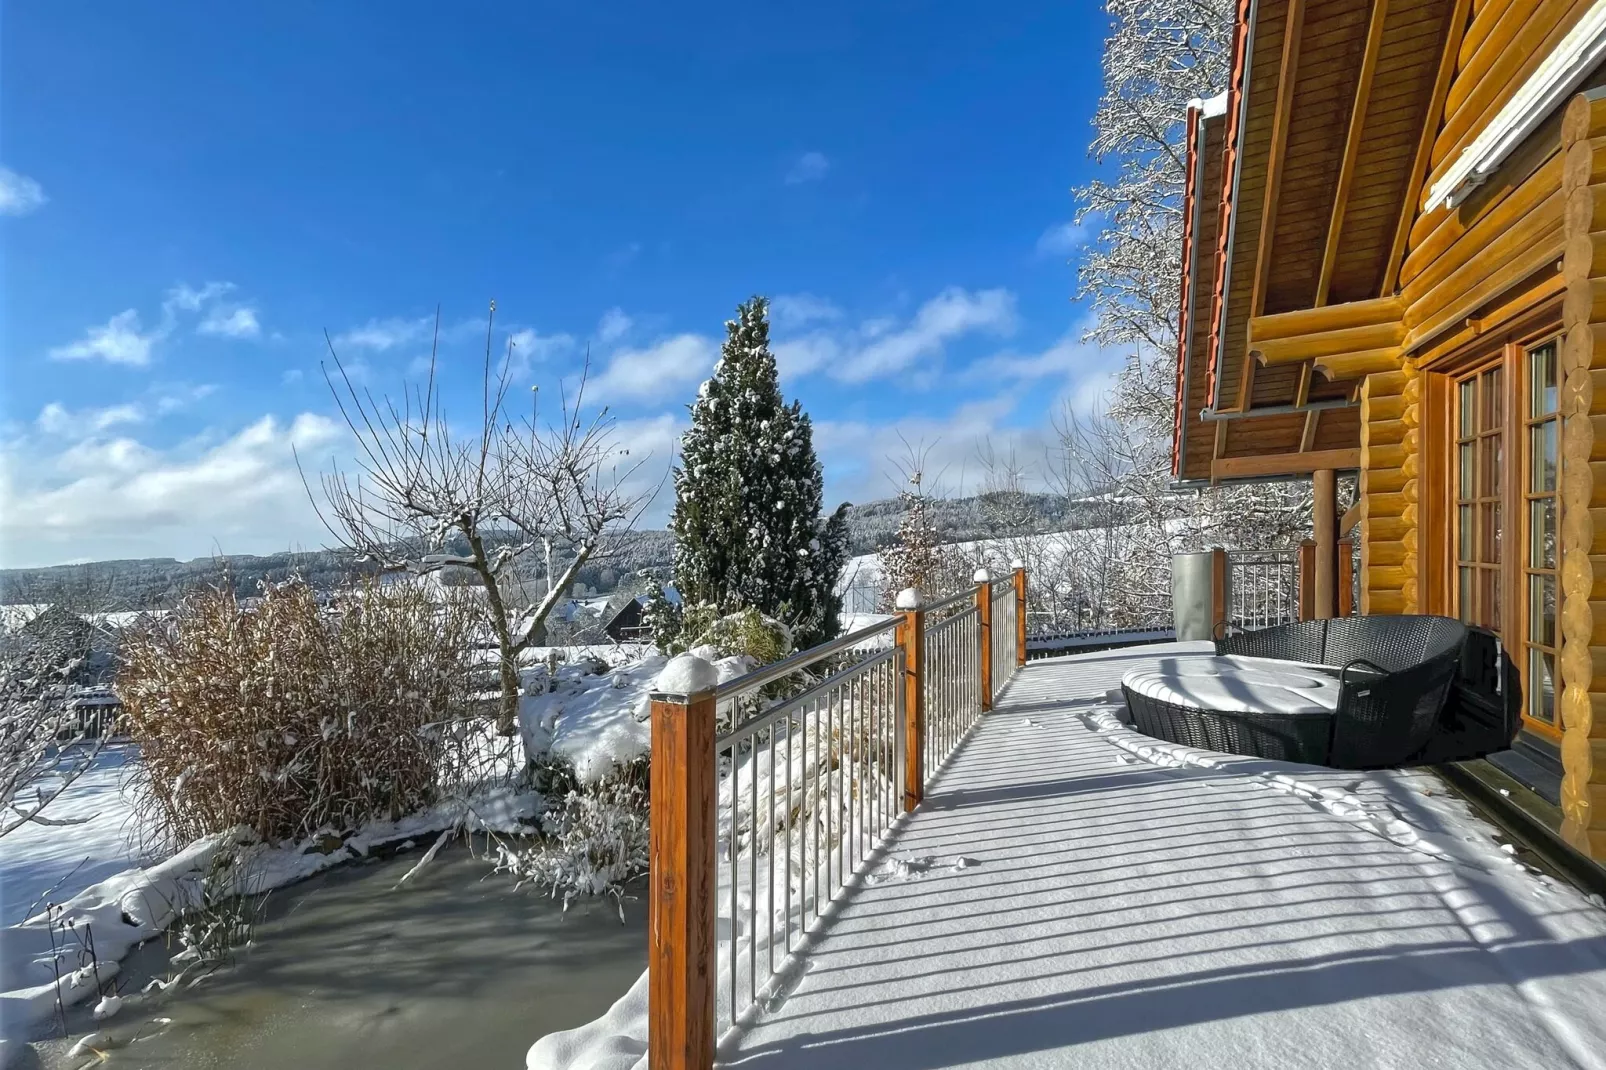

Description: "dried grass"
118 577 483 847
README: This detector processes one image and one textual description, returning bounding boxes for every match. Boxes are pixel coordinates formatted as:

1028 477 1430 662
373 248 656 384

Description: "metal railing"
1225 548 1300 632
711 616 904 1035
651 567 1029 1067
990 582 1016 701
921 590 981 785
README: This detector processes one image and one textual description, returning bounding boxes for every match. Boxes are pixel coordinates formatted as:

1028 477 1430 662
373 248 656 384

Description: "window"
1523 340 1560 726
1455 365 1503 631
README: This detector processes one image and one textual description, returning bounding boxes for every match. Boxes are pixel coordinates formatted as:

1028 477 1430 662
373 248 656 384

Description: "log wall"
1559 89 1606 860
1358 367 1416 614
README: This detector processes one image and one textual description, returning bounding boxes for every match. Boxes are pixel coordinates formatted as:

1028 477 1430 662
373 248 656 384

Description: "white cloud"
198 306 261 339
1 412 344 567
330 316 434 353
785 151 830 185
590 334 717 402
47 282 261 366
36 402 144 436
773 335 842 380
1036 220 1091 257
770 294 842 330
596 308 632 343
838 288 1016 383
965 314 1126 418
48 310 161 366
0 167 47 216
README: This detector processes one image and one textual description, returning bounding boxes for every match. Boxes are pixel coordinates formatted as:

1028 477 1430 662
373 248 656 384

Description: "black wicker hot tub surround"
1120 616 1479 770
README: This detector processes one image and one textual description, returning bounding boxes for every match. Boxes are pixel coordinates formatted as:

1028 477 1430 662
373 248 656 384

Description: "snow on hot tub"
1121 655 1340 717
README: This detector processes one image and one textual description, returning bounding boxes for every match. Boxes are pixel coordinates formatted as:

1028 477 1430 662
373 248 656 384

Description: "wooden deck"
724 643 1606 1069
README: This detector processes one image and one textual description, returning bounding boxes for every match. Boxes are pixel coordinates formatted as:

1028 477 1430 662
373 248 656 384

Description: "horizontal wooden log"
1563 460 1606 509
1253 322 1407 364
1368 517 1412 544
1563 684 1606 733
1562 505 1606 557
1364 370 1410 397
1564 325 1606 382
1408 230 1565 349
1566 277 1606 328
1362 394 1407 422
1563 412 1606 464
1248 296 1405 343
1365 589 1407 615
1561 632 1606 690
1562 595 1606 650
1365 418 1408 446
1362 442 1408 471
1567 184 1606 237
1315 350 1405 380
1565 231 1606 282
1362 468 1408 495
1560 732 1606 780
1404 189 1563 322
1403 154 1561 292
1564 90 1606 150
1211 448 1360 480
1365 543 1409 568
1568 138 1606 192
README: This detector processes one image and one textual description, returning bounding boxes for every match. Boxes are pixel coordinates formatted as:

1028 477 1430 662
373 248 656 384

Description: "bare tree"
304 304 653 736
1 571 122 838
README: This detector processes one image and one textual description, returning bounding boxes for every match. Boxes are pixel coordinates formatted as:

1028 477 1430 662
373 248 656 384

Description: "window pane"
1487 367 1504 425
1529 573 1556 647
1484 568 1500 631
1489 502 1501 564
1481 436 1499 496
1531 419 1557 492
1529 647 1557 725
1458 504 1473 559
1459 442 1475 497
1493 434 1503 496
1460 379 1476 436
1530 342 1559 418
1530 497 1556 569
1458 567 1473 622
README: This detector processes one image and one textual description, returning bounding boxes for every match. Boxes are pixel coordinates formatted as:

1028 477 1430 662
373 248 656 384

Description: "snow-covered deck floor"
726 642 1606 1069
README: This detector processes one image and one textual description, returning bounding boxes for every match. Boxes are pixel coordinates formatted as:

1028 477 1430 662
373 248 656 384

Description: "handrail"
714 615 899 700
920 585 982 615
715 645 900 749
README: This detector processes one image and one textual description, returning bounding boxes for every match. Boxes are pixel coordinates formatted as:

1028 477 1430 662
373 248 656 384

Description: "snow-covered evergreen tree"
671 297 850 648
640 578 681 650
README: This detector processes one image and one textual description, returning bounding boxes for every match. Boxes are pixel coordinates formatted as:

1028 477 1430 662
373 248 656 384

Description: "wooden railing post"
648 655 718 1070
1210 547 1228 637
1337 538 1355 617
896 587 925 812
1011 560 1027 668
974 569 993 711
1298 539 1316 622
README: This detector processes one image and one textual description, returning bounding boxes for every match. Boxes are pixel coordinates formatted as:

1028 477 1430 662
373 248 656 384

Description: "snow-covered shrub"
492 758 649 907
678 605 792 664
118 577 482 847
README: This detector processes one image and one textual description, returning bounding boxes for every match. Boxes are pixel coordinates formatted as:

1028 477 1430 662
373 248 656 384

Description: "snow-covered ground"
532 642 1606 1070
1 745 155 928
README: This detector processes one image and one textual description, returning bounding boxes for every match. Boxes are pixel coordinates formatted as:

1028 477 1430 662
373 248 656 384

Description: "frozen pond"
26 841 644 1069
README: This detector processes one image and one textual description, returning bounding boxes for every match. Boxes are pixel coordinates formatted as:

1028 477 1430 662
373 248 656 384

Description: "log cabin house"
1171 0 1606 866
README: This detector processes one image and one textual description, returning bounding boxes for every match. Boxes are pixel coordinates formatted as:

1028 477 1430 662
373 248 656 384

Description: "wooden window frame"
1452 361 1506 632
1520 335 1563 737
1423 314 1564 742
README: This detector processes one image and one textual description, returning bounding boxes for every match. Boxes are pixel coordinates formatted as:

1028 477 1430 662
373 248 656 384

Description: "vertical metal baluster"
785 709 793 953
812 697 821 923
729 742 738 1030
835 682 844 887
774 719 780 976
749 723 758 1008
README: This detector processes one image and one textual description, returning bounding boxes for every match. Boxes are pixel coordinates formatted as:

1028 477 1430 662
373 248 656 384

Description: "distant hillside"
1 491 1127 610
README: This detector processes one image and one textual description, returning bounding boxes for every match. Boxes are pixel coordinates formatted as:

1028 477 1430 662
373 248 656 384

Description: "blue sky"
1 1 1121 568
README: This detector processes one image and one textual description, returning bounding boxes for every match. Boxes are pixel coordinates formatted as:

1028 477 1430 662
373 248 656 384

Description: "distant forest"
2 491 1129 610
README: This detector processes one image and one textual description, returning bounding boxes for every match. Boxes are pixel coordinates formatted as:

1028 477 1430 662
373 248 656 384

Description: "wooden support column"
1210 547 1229 637
1298 540 1317 622
649 661 718 1070
1314 469 1338 620
896 589 925 812
1013 562 1028 669
1338 539 1356 618
975 569 993 711
1560 88 1606 861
